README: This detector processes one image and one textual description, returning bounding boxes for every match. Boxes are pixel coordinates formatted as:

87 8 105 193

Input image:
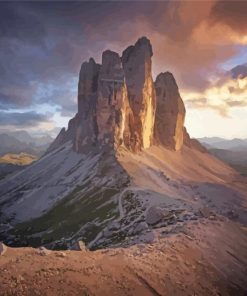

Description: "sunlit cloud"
183 75 247 118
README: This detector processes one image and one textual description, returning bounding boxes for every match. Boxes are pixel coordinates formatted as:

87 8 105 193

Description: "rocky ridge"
49 36 201 154
3 36 245 253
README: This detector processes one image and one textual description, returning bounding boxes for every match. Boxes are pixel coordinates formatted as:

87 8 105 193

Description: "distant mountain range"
198 137 247 176
0 131 54 157
0 131 53 180
198 137 247 151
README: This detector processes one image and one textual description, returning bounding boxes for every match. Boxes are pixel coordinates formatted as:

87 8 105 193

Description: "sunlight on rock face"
50 37 189 154
174 113 185 151
142 77 156 149
115 83 132 150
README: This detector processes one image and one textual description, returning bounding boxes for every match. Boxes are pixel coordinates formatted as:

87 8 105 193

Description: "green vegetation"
12 181 120 247
0 172 9 180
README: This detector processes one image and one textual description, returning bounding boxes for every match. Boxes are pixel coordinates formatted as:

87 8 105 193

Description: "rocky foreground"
1 218 247 296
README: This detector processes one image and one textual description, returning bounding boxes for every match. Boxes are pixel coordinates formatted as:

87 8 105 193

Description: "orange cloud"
80 1 246 95
182 75 247 117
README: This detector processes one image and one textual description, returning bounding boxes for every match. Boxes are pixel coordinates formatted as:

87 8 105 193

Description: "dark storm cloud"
0 111 51 127
0 2 46 44
0 2 91 112
210 0 247 34
0 0 246 118
231 63 247 79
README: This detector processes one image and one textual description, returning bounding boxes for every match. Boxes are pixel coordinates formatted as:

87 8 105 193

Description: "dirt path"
1 219 247 296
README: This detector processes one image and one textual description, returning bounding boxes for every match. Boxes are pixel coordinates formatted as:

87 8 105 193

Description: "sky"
0 1 247 139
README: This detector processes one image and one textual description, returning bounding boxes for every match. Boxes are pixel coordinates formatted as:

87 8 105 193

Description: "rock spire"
48 37 204 154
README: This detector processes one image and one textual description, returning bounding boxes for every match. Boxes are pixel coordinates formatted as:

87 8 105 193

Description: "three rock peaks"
50 37 196 154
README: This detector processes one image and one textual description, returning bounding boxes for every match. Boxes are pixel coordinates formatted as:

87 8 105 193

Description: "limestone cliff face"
154 72 185 151
48 37 204 155
96 50 128 149
74 37 156 153
122 37 156 151
74 58 100 152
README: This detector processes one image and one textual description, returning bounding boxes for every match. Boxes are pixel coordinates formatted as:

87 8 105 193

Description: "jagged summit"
49 36 197 154
121 36 153 64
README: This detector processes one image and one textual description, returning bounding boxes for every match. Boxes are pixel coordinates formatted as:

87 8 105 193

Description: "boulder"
145 206 165 225
145 206 175 226
133 222 149 234
37 246 51 256
71 240 87 251
0 242 7 255
56 252 66 258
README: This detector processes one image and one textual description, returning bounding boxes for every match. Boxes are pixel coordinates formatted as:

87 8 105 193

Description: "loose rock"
37 246 51 256
71 240 87 251
0 242 7 255
199 207 212 218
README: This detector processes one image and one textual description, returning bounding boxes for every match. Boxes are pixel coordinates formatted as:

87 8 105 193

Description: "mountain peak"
135 36 153 56
156 72 178 89
49 37 198 154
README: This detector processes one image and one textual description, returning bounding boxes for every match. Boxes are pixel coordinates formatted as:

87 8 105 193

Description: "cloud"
231 63 247 79
82 0 246 91
0 2 46 44
0 2 89 113
210 1 247 35
34 77 78 117
183 65 247 117
0 111 52 127
185 97 229 117
226 100 247 107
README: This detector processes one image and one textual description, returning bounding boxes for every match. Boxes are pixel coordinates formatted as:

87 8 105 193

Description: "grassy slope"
11 180 120 248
